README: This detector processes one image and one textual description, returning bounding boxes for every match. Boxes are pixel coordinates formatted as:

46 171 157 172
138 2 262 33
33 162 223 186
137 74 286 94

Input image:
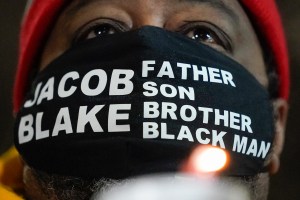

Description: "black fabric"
14 26 274 178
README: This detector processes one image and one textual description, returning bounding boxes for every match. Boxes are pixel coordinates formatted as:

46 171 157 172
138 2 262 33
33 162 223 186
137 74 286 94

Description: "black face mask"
14 26 274 178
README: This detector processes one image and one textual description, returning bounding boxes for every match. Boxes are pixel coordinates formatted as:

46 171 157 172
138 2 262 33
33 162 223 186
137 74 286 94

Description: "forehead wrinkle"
65 0 109 17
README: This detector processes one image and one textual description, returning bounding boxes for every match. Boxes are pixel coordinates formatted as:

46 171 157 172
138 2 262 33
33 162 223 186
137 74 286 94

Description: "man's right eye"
73 19 128 43
85 23 117 38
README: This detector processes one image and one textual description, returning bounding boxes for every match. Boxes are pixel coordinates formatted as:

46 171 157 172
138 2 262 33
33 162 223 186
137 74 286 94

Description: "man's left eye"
186 28 217 44
178 22 232 53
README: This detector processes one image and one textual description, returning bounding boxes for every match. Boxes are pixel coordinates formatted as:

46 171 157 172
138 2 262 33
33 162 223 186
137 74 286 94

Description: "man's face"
23 0 288 200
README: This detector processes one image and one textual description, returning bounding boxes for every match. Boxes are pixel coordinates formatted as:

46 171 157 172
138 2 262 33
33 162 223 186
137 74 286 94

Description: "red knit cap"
13 0 289 113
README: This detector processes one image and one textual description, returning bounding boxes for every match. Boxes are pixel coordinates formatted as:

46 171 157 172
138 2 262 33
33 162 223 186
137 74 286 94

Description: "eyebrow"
66 0 239 24
65 0 104 16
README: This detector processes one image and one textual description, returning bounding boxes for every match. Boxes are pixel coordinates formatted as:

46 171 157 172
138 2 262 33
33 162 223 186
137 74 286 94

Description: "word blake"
18 104 132 144
23 60 236 108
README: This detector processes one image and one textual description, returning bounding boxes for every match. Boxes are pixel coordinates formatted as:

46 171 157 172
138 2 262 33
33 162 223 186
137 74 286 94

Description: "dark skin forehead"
39 0 268 87
67 0 240 24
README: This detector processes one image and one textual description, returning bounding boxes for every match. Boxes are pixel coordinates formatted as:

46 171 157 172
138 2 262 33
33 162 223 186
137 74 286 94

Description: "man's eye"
86 24 117 39
75 24 119 43
179 22 232 52
73 19 128 43
186 28 217 44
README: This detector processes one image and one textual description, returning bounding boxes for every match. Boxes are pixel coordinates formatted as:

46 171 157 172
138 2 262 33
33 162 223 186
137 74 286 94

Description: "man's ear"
268 98 289 174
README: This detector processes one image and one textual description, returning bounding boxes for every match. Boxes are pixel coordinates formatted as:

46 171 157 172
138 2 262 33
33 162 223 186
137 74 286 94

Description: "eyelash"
176 21 233 52
72 18 128 44
72 19 233 53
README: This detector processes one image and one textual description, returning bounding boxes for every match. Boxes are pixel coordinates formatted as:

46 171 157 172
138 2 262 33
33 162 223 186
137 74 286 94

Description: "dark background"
0 1 299 199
